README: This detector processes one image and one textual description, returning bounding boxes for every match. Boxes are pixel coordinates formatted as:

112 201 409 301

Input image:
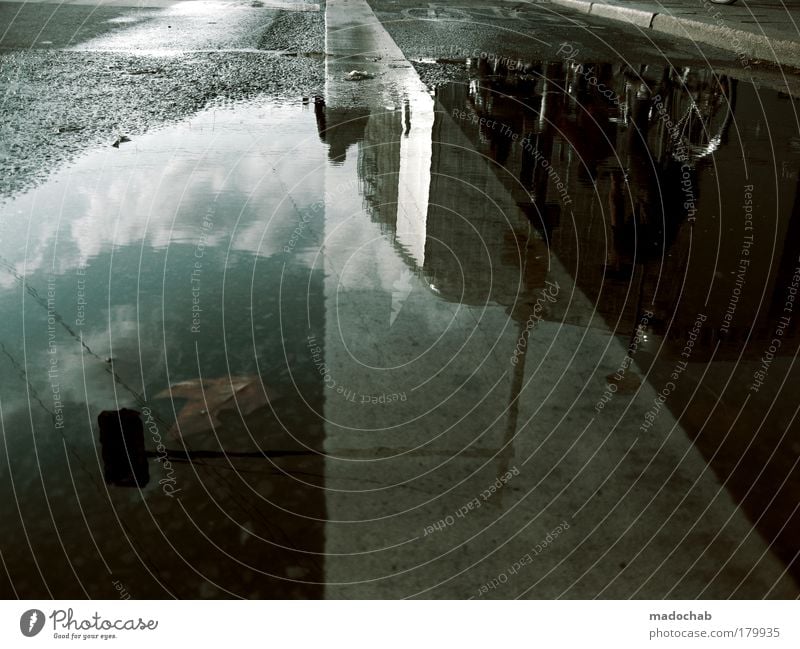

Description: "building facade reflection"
432 55 800 583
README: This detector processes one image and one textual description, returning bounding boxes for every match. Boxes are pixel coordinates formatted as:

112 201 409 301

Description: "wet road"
1 0 800 599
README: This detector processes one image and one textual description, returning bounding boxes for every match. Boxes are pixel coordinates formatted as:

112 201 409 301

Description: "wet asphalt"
2 0 789 199
2 0 800 600
0 1 324 196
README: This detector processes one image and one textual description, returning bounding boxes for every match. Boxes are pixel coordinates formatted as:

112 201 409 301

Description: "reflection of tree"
612 88 691 278
658 70 737 165
443 57 732 336
559 62 616 184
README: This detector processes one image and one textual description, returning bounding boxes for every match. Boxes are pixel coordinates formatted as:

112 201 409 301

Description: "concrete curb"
547 0 800 69
549 0 595 13
651 13 800 69
590 2 654 29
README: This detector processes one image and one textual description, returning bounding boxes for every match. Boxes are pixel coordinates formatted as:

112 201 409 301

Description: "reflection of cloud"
0 301 146 425
48 304 142 406
0 102 324 279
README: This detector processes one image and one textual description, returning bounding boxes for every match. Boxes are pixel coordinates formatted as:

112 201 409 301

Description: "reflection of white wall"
395 91 434 268
320 91 433 296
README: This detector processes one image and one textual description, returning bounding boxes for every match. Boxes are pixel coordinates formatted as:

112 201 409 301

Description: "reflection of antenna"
99 410 316 488
28 612 37 632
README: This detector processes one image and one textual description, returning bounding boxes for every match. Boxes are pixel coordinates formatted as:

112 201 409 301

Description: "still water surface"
1 58 799 598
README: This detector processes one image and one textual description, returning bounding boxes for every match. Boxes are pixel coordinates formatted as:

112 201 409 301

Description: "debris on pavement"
111 135 131 148
345 70 374 81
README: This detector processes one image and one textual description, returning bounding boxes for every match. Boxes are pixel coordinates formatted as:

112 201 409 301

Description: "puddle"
0 99 329 597
2 53 799 598
426 56 800 587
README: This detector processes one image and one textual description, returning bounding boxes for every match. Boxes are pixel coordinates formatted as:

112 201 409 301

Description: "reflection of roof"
315 98 371 164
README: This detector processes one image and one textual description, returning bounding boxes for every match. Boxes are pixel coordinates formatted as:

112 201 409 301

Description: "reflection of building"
428 58 800 586
321 55 800 355
357 111 402 235
320 81 550 321
659 85 800 359
423 98 548 317
315 96 370 164
320 94 433 272
435 58 800 358
436 59 630 320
